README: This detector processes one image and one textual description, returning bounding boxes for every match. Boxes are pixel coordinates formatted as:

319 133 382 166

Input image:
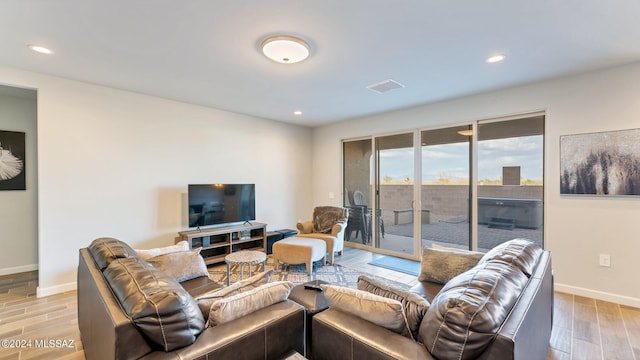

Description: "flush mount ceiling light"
486 53 506 63
293 110 303 116
28 44 54 55
261 35 310 64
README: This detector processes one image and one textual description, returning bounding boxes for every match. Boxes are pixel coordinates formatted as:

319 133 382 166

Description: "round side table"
224 250 267 286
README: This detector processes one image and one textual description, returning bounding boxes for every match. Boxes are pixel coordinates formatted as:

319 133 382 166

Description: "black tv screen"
188 184 255 228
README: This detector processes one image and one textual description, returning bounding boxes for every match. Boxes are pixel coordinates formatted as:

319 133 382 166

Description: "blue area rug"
368 255 420 276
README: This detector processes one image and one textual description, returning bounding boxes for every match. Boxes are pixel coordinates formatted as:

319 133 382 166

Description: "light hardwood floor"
1 247 639 359
0 271 82 360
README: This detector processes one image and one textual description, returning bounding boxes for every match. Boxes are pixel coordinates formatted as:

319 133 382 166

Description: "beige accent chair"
296 206 349 265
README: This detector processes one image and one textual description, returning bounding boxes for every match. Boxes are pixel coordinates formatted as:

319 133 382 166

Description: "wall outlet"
599 254 611 267
328 192 335 199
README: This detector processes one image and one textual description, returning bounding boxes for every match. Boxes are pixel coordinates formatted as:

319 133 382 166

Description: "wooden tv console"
177 222 267 265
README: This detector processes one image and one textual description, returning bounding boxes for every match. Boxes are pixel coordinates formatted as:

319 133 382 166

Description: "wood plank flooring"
0 246 638 359
0 271 82 360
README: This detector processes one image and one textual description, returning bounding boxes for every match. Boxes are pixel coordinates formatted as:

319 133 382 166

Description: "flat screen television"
188 184 255 228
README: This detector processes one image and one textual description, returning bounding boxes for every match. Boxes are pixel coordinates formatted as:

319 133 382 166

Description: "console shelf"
177 222 267 265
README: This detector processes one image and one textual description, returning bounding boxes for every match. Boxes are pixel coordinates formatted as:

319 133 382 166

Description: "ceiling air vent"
366 79 405 94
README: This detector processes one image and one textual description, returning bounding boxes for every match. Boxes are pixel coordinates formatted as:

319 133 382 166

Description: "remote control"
304 284 323 292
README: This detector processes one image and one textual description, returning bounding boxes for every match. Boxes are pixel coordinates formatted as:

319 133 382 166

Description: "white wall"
0 67 313 296
0 89 38 275
313 62 640 307
4 61 639 305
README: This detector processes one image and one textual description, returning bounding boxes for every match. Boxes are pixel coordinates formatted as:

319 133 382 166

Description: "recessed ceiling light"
261 35 310 64
293 110 303 116
28 44 54 55
486 54 506 63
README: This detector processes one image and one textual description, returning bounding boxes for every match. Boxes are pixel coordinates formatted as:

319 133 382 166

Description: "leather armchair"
296 206 348 264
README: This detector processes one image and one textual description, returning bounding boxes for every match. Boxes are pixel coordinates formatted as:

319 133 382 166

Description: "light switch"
599 254 611 267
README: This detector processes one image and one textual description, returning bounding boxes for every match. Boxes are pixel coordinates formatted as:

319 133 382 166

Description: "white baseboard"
37 281 77 298
0 263 38 276
555 283 640 308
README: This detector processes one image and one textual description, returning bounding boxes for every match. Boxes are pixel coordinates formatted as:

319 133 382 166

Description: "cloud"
378 134 543 182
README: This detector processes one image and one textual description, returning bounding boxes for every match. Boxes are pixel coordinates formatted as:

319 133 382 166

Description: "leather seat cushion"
409 280 444 303
103 257 205 352
418 260 528 360
181 275 223 299
88 237 138 270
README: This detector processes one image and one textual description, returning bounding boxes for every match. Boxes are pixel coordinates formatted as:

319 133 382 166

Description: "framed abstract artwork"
560 128 640 196
0 130 26 191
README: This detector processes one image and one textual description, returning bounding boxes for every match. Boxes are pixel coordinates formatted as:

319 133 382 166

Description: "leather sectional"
312 239 554 360
77 238 305 360
77 237 552 360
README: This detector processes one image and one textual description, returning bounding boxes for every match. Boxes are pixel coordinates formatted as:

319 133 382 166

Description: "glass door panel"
343 139 372 245
375 133 415 255
477 116 544 251
420 126 472 250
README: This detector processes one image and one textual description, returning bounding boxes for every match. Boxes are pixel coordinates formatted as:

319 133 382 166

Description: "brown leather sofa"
78 238 305 360
312 239 554 360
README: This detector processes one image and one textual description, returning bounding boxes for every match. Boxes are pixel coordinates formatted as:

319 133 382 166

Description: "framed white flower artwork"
0 130 26 190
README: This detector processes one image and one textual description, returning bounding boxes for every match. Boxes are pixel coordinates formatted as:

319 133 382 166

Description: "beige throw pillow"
418 246 483 284
147 248 208 282
322 285 412 339
196 270 273 319
135 240 190 260
208 281 293 327
357 275 430 339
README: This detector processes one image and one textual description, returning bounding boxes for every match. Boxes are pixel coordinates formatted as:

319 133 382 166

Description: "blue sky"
379 135 543 183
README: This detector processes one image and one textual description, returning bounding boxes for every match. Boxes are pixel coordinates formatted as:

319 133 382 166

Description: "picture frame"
0 130 26 191
560 128 640 196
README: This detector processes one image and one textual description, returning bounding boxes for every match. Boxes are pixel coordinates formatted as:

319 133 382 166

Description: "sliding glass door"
343 139 373 245
477 116 544 251
342 114 544 255
420 125 472 250
375 132 416 256
371 126 474 257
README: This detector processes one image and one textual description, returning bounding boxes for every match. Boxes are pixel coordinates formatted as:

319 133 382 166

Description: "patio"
348 218 543 255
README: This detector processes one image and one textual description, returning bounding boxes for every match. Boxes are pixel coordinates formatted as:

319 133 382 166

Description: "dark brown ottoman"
289 280 330 358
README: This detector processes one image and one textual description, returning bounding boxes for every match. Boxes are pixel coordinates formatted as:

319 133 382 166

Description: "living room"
1 1 640 359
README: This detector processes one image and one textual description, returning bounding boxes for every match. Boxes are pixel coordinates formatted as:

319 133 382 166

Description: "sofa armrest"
312 309 432 360
476 251 553 360
297 220 314 234
78 248 153 360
